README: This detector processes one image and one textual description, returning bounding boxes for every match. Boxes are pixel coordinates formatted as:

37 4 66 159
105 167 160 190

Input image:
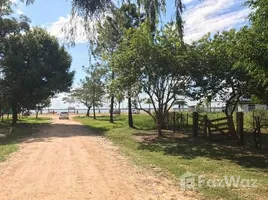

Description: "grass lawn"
75 114 268 200
0 116 51 162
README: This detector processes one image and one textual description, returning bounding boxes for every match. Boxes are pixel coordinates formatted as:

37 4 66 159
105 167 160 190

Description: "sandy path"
0 115 194 200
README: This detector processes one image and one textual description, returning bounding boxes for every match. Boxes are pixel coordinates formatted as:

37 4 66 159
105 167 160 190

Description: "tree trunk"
86 108 90 117
36 111 39 119
110 71 115 123
224 100 231 117
128 97 133 128
93 104 96 119
157 123 164 137
40 109 43 114
118 101 121 115
11 102 18 125
110 95 114 123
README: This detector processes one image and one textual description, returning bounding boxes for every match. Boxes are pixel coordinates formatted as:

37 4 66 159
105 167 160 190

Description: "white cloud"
183 0 249 43
45 1 249 44
16 9 23 15
44 15 98 44
183 0 194 4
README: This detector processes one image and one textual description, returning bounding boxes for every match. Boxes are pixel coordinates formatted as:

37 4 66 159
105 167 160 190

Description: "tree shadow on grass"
0 122 50 145
136 131 268 170
133 126 155 131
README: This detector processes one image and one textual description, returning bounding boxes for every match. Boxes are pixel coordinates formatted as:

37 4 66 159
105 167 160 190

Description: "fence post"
203 115 208 137
236 112 244 145
173 112 176 133
193 112 198 137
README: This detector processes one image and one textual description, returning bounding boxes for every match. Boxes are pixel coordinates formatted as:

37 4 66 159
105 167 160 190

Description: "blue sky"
12 0 250 108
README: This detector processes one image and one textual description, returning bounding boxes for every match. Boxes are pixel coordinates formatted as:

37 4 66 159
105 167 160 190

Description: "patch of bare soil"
0 115 196 200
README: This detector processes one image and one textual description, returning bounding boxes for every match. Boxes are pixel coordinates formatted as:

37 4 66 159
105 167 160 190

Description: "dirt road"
0 115 193 200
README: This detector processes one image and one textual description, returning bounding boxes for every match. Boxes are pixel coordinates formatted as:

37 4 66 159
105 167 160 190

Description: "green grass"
0 116 51 162
76 114 155 133
0 143 17 162
75 114 268 200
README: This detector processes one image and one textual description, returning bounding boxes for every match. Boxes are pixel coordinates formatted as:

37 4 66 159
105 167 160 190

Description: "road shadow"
0 122 49 145
0 122 104 145
136 131 268 170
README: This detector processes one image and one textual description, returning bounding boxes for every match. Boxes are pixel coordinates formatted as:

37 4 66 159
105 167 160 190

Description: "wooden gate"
207 116 236 141
197 114 208 136
164 112 189 133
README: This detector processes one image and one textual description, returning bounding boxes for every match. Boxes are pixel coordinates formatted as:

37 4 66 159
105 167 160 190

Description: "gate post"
203 115 208 137
236 112 244 145
193 112 198 137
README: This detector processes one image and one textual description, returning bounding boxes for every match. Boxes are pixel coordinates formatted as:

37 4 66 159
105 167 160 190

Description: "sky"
12 0 251 109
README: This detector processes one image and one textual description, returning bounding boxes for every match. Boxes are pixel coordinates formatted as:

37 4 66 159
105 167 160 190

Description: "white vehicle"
59 112 69 119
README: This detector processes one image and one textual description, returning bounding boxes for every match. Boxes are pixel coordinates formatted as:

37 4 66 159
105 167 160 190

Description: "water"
38 108 130 114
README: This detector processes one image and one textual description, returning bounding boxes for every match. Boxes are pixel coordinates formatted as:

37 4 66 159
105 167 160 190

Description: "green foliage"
247 0 268 31
245 110 268 131
233 1 268 102
113 23 188 136
187 30 256 116
0 0 13 16
34 98 51 118
63 63 106 117
0 26 74 124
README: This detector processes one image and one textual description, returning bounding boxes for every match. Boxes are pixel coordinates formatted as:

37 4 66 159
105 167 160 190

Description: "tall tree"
235 0 268 102
1 28 74 124
64 63 106 119
187 30 255 117
34 98 51 118
113 24 188 136
63 88 93 117
83 64 106 119
92 3 143 125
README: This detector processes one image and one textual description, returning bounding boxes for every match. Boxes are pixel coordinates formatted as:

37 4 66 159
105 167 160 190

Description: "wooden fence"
165 111 267 148
193 112 244 144
252 116 268 148
207 116 237 141
164 112 191 133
